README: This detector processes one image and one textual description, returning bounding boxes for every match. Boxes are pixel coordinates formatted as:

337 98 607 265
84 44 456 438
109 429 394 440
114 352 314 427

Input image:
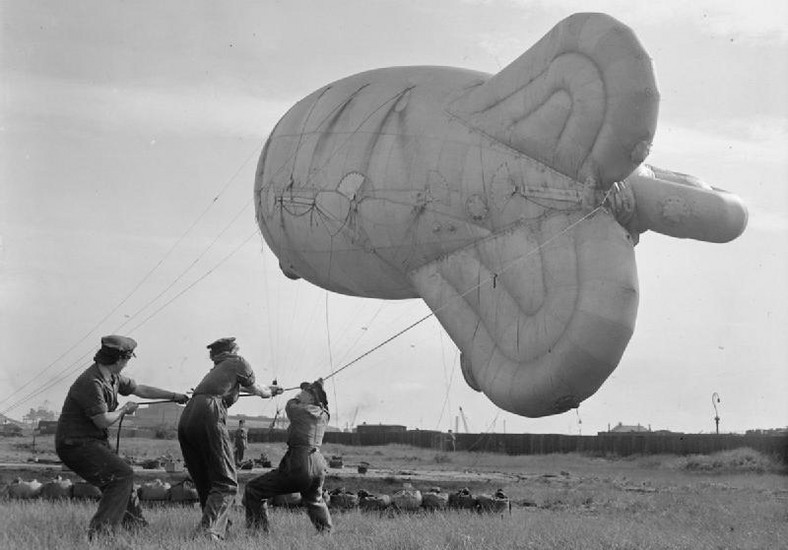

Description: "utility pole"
458 407 470 433
712 392 721 435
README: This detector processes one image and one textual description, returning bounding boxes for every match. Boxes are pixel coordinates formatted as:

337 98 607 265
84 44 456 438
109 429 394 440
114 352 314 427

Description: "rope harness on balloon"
260 194 614 394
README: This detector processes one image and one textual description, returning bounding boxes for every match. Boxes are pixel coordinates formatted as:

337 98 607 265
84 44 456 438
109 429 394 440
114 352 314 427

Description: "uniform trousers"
244 446 332 533
56 439 146 537
177 395 237 539
234 443 246 464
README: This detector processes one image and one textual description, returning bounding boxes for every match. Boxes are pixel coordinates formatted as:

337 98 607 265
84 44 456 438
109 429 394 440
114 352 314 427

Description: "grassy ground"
1 436 786 549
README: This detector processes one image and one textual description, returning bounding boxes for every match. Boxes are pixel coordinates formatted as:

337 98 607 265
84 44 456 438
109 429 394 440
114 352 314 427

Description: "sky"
1 0 786 435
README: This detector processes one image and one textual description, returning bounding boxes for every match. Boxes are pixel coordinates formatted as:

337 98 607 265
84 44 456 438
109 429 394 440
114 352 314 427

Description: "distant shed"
37 420 59 434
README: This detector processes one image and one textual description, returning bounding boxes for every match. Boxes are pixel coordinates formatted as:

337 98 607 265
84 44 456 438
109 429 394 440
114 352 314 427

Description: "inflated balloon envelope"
255 13 747 417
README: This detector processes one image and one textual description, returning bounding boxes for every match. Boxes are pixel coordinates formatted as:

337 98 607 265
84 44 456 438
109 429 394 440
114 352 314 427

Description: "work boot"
121 514 148 531
192 527 223 543
245 501 270 533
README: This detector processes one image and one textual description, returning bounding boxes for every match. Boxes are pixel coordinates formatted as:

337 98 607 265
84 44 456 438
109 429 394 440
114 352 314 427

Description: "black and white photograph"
1 1 786 548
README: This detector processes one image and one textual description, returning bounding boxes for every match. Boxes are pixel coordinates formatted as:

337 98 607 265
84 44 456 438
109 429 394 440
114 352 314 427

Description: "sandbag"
7 478 43 499
169 479 199 503
72 481 102 500
328 488 358 510
138 479 171 501
358 489 391 511
421 490 449 510
392 486 422 511
448 487 476 510
40 476 73 500
477 489 511 513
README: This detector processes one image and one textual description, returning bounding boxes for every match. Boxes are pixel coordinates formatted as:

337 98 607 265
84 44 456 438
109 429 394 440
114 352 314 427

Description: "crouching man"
244 379 333 534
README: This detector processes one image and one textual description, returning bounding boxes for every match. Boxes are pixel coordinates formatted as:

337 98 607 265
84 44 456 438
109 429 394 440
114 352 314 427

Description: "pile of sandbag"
3 476 201 505
320 485 510 514
5 477 73 500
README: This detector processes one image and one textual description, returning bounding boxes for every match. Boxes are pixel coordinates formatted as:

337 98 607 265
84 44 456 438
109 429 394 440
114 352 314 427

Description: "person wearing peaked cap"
55 335 189 541
206 336 236 354
177 337 283 542
244 378 332 534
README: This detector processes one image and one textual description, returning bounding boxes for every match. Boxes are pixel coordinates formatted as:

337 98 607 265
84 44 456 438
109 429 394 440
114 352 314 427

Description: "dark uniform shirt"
192 352 255 408
56 363 137 446
285 398 329 448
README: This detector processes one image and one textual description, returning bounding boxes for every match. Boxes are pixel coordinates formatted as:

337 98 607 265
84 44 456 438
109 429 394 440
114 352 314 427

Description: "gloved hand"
270 385 284 396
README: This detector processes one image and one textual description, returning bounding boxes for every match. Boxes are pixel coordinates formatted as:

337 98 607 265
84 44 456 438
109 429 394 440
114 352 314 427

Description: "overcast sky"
1 0 786 435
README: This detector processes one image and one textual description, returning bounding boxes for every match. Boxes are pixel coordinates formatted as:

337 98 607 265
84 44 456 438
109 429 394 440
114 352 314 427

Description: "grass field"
1 436 786 549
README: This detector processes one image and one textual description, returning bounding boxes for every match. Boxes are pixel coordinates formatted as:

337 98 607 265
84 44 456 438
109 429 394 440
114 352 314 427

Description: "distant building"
132 402 184 429
37 420 59 434
607 422 650 433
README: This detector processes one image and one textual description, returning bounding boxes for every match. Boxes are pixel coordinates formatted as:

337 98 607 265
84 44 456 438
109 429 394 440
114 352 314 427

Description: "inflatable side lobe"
410 211 638 417
449 12 659 187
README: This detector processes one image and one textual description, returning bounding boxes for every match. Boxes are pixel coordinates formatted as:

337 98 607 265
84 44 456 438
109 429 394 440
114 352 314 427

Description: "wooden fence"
248 429 788 461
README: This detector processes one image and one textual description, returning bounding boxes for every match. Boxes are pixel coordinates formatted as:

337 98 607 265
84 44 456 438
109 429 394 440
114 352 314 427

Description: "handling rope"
115 398 180 454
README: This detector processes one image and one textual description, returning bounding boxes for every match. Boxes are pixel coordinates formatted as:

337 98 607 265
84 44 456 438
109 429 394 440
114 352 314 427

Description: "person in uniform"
244 378 332 534
447 429 456 452
177 337 282 541
234 419 248 466
55 335 189 540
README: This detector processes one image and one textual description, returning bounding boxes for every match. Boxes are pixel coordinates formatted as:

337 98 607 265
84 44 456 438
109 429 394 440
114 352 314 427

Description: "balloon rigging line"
4 186 612 416
279 198 613 392
125 230 260 334
325 291 341 427
435 341 459 431
0 229 261 417
256 232 281 414
0 144 261 413
467 411 502 462
115 201 253 334
325 301 386 373
269 83 373 190
298 87 414 190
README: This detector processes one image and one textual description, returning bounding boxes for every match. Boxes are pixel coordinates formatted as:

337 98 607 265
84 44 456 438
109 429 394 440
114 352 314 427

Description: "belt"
288 444 319 453
57 437 107 448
